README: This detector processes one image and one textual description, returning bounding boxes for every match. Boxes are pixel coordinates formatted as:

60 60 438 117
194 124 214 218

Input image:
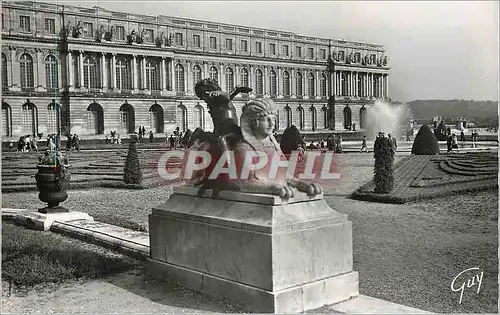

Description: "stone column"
235 64 240 87
79 51 84 89
111 53 116 89
187 60 193 93
101 52 107 90
141 56 147 90
9 47 19 89
161 57 167 91
290 69 295 97
170 59 175 91
263 65 269 96
249 65 254 92
339 70 343 96
364 73 367 97
385 74 389 98
35 49 43 90
315 69 320 98
132 55 138 91
203 62 208 79
67 51 74 91
220 63 226 92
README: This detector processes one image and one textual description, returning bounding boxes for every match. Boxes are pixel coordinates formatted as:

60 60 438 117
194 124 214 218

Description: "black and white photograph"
1 0 498 313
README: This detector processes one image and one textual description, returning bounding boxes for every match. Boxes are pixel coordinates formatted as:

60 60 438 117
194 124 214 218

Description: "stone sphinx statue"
188 78 322 199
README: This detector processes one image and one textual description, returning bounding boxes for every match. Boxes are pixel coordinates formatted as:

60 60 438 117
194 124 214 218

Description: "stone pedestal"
148 185 358 313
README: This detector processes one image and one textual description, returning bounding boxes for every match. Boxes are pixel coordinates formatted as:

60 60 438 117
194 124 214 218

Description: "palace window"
83 56 98 89
2 53 8 89
255 69 263 94
308 48 314 59
320 73 327 97
145 29 154 43
19 53 34 90
295 46 302 58
116 59 131 90
209 36 217 49
240 39 248 52
175 32 183 46
44 18 55 34
22 102 37 135
307 72 315 96
175 64 185 92
2 13 5 30
83 22 93 38
269 43 276 55
145 60 159 90
256 42 262 54
283 45 289 56
225 67 234 91
193 65 202 85
282 71 290 96
193 34 201 48
115 26 125 40
295 72 303 96
269 70 277 95
320 49 326 59
240 68 248 87
355 52 361 63
209 66 218 82
47 102 61 134
45 55 58 90
19 15 30 32
225 38 233 50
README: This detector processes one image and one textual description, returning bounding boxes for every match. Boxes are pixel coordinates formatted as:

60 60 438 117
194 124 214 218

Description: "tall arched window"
295 72 303 96
193 65 202 85
255 69 263 95
320 73 327 97
175 64 185 92
22 102 38 135
209 66 218 82
45 55 58 91
282 71 290 96
20 53 34 90
145 60 158 91
2 102 12 137
47 102 61 134
322 106 328 129
297 106 304 130
2 53 8 90
177 104 188 131
194 104 205 129
269 70 277 96
116 59 131 90
83 57 98 89
225 67 234 92
240 68 248 87
310 106 317 131
120 103 135 134
307 72 315 97
284 106 292 128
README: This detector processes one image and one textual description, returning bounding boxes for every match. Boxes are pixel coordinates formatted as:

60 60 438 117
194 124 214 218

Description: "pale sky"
37 1 499 102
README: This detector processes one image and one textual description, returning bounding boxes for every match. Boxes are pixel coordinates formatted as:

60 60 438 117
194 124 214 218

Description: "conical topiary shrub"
373 136 394 194
124 141 142 184
182 129 192 148
280 125 302 155
411 124 440 155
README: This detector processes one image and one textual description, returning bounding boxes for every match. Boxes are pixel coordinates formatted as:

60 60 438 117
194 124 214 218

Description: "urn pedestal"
148 185 359 313
35 165 71 214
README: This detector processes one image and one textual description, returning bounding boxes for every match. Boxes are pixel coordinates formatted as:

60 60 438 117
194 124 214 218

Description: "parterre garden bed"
350 152 498 203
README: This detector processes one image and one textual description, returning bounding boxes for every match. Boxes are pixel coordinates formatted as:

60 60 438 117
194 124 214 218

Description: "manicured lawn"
1 222 140 289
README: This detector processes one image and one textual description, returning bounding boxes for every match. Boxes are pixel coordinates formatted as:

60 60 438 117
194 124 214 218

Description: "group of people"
106 131 122 144
63 134 80 151
371 132 398 155
14 135 38 152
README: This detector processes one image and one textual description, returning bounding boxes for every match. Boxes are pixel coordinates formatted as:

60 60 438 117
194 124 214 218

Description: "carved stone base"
148 185 359 313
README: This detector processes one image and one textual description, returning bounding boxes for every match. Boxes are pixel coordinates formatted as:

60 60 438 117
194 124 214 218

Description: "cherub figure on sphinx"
184 78 322 199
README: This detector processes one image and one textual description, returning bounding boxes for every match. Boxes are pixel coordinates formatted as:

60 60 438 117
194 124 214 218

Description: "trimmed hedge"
373 136 395 194
412 124 440 155
123 141 143 185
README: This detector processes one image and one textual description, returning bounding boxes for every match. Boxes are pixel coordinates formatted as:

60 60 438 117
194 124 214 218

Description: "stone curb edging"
49 221 150 260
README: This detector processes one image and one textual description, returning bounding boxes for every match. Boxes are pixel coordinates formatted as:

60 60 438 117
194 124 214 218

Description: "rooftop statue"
189 79 322 199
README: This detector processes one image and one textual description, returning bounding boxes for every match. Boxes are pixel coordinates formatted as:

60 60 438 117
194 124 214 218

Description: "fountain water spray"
365 100 412 140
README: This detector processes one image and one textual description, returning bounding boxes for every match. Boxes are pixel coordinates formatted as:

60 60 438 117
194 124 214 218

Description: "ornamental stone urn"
35 150 71 213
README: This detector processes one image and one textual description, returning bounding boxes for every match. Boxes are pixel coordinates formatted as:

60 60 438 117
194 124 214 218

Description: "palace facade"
1 1 390 139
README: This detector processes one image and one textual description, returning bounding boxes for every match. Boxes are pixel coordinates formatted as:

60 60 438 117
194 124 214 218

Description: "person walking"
360 135 368 153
